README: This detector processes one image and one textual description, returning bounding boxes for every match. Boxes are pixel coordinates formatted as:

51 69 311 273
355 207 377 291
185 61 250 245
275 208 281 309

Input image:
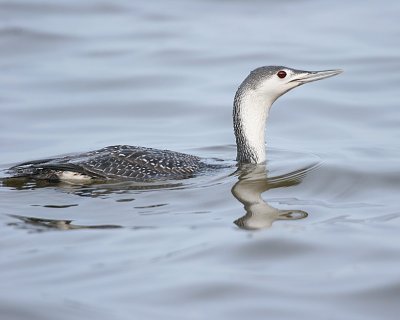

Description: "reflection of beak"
234 209 308 231
291 69 343 84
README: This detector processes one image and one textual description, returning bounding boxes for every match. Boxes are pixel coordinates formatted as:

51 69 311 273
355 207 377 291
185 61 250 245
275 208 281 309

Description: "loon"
9 66 342 182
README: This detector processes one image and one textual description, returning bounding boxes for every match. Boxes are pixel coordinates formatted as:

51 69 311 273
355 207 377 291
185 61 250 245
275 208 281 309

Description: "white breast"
59 171 92 182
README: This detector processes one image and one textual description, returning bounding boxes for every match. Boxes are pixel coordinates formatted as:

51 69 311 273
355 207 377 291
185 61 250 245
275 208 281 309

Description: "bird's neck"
233 90 273 164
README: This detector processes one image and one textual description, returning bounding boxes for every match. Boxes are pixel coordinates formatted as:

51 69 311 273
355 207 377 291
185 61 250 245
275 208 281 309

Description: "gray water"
1 0 400 319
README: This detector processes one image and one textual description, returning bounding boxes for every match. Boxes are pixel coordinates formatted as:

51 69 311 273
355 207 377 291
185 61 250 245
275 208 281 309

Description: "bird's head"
237 66 343 105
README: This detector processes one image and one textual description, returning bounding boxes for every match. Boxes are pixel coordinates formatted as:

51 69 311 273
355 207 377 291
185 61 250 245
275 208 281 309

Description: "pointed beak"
290 69 343 84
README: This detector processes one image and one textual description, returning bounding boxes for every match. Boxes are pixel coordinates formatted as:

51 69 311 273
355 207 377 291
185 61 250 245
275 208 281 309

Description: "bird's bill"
290 69 343 84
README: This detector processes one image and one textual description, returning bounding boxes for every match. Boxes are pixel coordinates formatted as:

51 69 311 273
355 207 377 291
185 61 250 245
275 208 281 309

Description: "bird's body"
8 66 342 182
10 145 204 182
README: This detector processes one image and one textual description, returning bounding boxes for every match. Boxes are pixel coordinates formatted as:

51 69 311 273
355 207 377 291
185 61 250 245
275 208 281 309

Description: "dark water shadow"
1 175 186 197
7 214 122 232
232 163 317 230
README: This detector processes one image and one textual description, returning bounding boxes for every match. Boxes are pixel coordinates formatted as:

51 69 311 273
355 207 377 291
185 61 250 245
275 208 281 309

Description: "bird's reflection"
7 214 122 231
3 161 315 231
232 164 311 230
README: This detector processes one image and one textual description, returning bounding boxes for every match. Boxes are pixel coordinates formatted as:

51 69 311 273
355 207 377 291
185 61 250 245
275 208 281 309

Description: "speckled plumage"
9 145 205 181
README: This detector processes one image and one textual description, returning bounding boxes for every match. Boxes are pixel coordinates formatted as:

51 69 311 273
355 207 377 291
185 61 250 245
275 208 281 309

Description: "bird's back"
9 145 205 182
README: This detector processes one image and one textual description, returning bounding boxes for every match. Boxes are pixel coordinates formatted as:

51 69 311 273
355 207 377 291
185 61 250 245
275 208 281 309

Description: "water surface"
1 0 400 319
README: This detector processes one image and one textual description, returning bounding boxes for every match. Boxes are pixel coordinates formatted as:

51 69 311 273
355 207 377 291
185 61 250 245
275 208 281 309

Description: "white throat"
233 90 274 164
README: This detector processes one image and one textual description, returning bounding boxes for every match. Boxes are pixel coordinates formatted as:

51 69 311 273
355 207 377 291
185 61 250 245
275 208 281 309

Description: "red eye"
277 70 287 79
